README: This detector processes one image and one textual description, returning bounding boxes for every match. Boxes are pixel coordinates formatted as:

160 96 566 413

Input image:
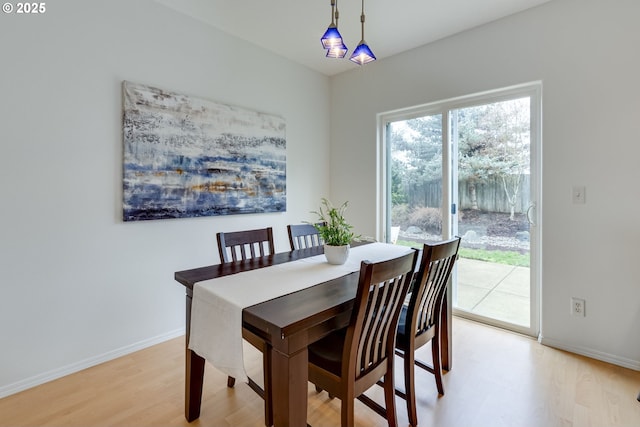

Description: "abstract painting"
122 81 286 221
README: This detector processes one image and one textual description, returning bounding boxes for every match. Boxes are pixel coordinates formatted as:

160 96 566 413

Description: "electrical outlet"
571 297 585 317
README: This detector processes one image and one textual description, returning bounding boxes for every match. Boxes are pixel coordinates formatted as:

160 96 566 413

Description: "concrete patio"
455 258 530 327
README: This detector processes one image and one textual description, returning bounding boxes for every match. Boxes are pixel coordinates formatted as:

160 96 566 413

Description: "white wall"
330 0 640 368
3 0 639 399
0 0 330 396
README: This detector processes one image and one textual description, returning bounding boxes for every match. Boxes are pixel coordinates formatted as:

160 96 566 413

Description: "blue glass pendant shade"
321 26 343 49
349 41 376 65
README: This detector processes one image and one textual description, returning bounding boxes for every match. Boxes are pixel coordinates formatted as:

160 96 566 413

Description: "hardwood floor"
2 318 639 426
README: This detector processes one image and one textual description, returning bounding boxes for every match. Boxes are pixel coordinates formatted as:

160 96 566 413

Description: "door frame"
377 82 542 337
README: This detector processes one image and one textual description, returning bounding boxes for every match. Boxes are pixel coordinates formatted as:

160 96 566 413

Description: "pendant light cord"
360 0 366 41
330 0 336 26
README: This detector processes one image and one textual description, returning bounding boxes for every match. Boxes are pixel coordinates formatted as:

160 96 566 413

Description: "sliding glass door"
380 84 540 336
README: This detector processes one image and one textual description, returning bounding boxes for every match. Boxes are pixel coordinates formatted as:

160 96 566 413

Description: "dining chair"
395 237 461 427
308 250 418 427
217 227 275 262
215 227 276 426
287 223 323 250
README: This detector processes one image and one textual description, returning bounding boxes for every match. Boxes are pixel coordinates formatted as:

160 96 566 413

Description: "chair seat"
396 305 409 341
397 305 429 350
308 328 347 376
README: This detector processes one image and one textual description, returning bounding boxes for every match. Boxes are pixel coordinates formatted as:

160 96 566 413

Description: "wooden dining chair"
217 227 275 263
215 227 276 426
308 250 418 427
287 223 323 250
395 237 461 427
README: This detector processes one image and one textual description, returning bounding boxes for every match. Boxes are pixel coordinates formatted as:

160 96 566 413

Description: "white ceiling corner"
154 0 553 76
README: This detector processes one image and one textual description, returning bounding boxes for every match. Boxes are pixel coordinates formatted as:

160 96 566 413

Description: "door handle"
526 203 536 226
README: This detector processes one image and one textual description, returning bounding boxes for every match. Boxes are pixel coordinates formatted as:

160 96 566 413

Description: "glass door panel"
387 114 443 247
452 97 532 330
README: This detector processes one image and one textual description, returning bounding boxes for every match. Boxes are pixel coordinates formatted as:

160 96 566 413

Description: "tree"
390 98 529 220
390 158 406 205
389 115 442 207
457 98 530 219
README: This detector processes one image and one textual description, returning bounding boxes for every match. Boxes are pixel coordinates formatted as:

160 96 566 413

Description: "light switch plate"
572 186 586 204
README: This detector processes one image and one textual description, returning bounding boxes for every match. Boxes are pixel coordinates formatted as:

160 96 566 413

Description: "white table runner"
188 242 412 382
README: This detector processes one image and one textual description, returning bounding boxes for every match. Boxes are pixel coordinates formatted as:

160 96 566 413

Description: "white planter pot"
324 244 350 265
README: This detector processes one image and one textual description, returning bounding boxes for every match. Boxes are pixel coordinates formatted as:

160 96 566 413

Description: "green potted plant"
311 198 355 265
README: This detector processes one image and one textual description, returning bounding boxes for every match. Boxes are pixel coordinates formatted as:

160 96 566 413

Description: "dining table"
174 241 454 427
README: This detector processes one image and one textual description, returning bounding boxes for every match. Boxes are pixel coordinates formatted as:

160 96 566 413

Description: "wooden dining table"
174 244 453 427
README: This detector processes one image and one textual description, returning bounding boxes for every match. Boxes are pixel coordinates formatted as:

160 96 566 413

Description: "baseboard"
540 336 640 371
0 328 185 399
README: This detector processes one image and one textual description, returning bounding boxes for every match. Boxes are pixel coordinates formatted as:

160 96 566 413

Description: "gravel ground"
398 210 531 253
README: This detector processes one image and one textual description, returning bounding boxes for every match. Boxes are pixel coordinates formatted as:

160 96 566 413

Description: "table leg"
185 293 205 422
270 346 308 427
185 349 206 421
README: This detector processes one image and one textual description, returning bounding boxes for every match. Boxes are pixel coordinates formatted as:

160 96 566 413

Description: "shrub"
391 203 411 228
409 206 442 234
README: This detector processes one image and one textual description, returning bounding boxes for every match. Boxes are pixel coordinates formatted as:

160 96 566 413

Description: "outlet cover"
571 297 585 317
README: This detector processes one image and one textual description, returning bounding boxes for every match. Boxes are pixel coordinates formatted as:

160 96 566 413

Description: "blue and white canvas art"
122 81 286 221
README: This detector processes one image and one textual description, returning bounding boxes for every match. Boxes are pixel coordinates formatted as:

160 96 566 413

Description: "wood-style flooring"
1 318 639 426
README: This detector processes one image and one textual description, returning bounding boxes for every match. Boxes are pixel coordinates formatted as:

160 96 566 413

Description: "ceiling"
154 0 552 76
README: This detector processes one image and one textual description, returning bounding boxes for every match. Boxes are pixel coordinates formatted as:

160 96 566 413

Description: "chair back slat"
216 227 275 263
410 238 461 339
360 278 406 371
346 251 417 380
287 223 324 250
357 282 380 370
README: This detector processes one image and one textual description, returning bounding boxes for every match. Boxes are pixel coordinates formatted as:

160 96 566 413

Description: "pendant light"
349 0 376 65
325 0 348 58
320 0 344 50
326 43 348 58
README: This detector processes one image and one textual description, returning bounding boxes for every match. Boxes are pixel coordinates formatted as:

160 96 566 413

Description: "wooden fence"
403 174 531 213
